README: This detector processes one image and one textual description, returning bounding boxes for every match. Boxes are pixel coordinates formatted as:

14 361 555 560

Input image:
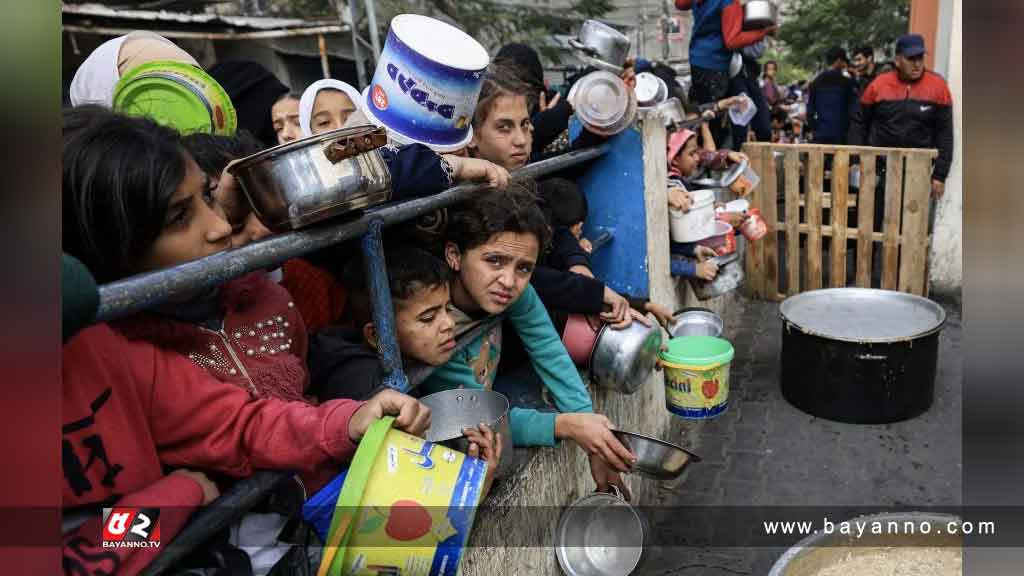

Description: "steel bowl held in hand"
227 125 391 232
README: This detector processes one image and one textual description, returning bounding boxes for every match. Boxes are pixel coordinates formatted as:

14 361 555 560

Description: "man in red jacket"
62 324 428 575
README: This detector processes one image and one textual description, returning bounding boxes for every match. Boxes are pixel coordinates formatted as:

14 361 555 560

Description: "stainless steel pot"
743 0 778 31
588 319 663 394
655 97 686 128
690 236 747 301
634 72 668 107
226 125 391 231
571 70 638 137
668 308 724 338
768 512 962 576
555 486 647 576
418 388 517 479
569 19 631 74
612 430 701 481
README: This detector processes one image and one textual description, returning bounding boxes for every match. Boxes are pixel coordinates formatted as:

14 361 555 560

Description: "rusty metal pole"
317 34 331 78
340 1 367 88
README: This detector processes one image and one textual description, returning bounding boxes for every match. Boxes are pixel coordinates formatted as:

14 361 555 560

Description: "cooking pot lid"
779 288 946 343
113 61 237 136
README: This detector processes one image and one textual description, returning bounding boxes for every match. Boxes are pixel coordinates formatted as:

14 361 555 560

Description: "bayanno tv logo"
102 507 161 549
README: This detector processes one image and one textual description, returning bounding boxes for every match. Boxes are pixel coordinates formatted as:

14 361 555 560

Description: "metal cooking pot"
779 288 946 424
655 97 687 129
634 72 668 107
555 486 647 576
612 430 701 481
743 0 778 31
569 19 631 74
588 319 663 394
571 70 638 137
769 512 962 576
418 388 517 478
668 307 724 338
689 236 747 301
226 125 391 231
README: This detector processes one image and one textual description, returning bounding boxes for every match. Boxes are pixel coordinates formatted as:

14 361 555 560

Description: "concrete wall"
461 115 736 575
927 0 962 295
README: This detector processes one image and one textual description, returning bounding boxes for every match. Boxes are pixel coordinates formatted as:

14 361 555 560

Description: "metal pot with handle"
568 19 631 74
555 485 648 576
418 388 517 478
743 0 778 30
226 125 391 231
689 236 747 301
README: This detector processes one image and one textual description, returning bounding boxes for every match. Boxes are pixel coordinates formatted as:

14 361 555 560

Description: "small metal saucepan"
226 125 391 231
690 236 747 301
569 19 631 74
743 0 779 31
555 485 647 576
612 430 701 481
589 319 663 394
668 307 725 338
418 388 516 479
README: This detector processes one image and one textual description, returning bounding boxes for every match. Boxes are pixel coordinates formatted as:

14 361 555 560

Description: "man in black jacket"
849 34 954 200
808 47 857 145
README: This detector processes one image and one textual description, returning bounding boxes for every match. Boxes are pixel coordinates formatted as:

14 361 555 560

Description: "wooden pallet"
741 142 937 301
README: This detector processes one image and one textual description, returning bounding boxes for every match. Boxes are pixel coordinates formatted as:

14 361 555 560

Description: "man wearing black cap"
849 33 953 201
807 46 857 145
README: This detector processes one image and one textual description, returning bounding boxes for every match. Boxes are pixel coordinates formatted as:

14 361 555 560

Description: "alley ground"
639 293 963 575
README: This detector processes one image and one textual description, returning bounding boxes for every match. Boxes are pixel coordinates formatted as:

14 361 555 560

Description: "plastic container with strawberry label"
660 336 735 419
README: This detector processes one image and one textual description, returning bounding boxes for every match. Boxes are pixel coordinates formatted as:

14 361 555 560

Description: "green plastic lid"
113 61 237 136
326 415 394 573
660 336 735 366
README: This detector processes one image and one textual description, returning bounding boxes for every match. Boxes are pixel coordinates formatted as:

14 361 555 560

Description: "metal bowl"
569 19 631 73
743 0 778 30
690 236 747 301
589 319 663 394
634 72 668 108
669 308 724 338
612 430 701 480
555 487 645 576
418 388 516 479
769 512 963 576
226 125 391 231
571 70 638 136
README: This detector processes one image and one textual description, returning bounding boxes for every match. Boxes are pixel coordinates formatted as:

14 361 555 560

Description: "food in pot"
810 547 961 576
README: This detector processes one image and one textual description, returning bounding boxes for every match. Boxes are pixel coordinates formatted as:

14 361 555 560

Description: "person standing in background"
851 46 878 95
761 60 782 107
807 46 857 145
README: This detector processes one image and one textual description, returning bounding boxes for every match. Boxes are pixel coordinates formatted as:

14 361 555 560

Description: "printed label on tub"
367 27 484 146
664 364 730 419
342 428 486 576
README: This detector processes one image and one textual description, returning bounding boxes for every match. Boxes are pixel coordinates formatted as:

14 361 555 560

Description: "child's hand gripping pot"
464 423 503 499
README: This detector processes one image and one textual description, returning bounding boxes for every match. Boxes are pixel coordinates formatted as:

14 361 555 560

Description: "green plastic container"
113 60 237 136
660 336 735 419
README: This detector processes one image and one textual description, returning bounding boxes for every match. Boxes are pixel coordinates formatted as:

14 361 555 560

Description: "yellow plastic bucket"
322 417 487 575
660 336 735 419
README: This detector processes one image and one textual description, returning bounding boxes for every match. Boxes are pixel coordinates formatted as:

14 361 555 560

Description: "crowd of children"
61 21 756 575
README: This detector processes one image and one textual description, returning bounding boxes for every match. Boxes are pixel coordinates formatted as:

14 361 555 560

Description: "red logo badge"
372 85 389 110
102 507 161 548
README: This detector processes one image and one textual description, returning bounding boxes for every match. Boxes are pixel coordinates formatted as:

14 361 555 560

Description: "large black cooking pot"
779 288 946 424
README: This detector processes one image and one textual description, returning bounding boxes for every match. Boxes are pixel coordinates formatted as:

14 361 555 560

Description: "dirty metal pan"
779 288 946 343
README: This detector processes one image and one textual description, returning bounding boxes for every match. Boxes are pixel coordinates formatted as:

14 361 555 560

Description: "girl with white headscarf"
298 79 366 137
69 31 199 107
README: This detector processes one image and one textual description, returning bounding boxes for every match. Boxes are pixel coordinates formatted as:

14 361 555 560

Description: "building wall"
927 0 962 294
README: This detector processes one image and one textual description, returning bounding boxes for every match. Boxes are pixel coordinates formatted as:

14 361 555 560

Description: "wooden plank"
766 222 893 242
898 153 933 294
829 152 850 287
761 146 780 297
881 151 905 289
744 144 766 299
798 194 858 209
742 141 939 157
805 150 824 290
784 150 801 295
855 155 877 287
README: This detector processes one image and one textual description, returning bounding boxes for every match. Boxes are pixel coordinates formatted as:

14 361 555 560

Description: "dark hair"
344 246 452 302
473 63 534 127
62 106 187 283
537 178 587 228
447 180 551 253
854 46 874 59
825 46 849 65
765 60 778 68
182 131 263 177
494 43 545 92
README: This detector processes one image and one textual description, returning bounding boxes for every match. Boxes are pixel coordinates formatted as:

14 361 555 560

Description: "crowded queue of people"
61 9 953 573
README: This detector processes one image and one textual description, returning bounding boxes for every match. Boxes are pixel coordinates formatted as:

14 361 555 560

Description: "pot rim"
228 124 385 171
612 429 702 462
767 512 962 576
555 489 644 576
779 288 947 344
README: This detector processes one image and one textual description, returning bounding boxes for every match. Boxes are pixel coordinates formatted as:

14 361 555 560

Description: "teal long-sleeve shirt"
421 284 593 446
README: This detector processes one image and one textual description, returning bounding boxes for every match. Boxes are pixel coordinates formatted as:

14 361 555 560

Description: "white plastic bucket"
362 14 489 152
670 188 716 243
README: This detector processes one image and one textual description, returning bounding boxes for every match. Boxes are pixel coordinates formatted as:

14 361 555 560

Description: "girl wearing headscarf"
69 31 199 108
298 79 364 137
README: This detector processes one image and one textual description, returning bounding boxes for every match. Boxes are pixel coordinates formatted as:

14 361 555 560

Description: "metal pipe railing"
96 145 608 321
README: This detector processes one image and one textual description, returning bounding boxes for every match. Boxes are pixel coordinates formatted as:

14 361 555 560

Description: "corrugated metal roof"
62 3 347 31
